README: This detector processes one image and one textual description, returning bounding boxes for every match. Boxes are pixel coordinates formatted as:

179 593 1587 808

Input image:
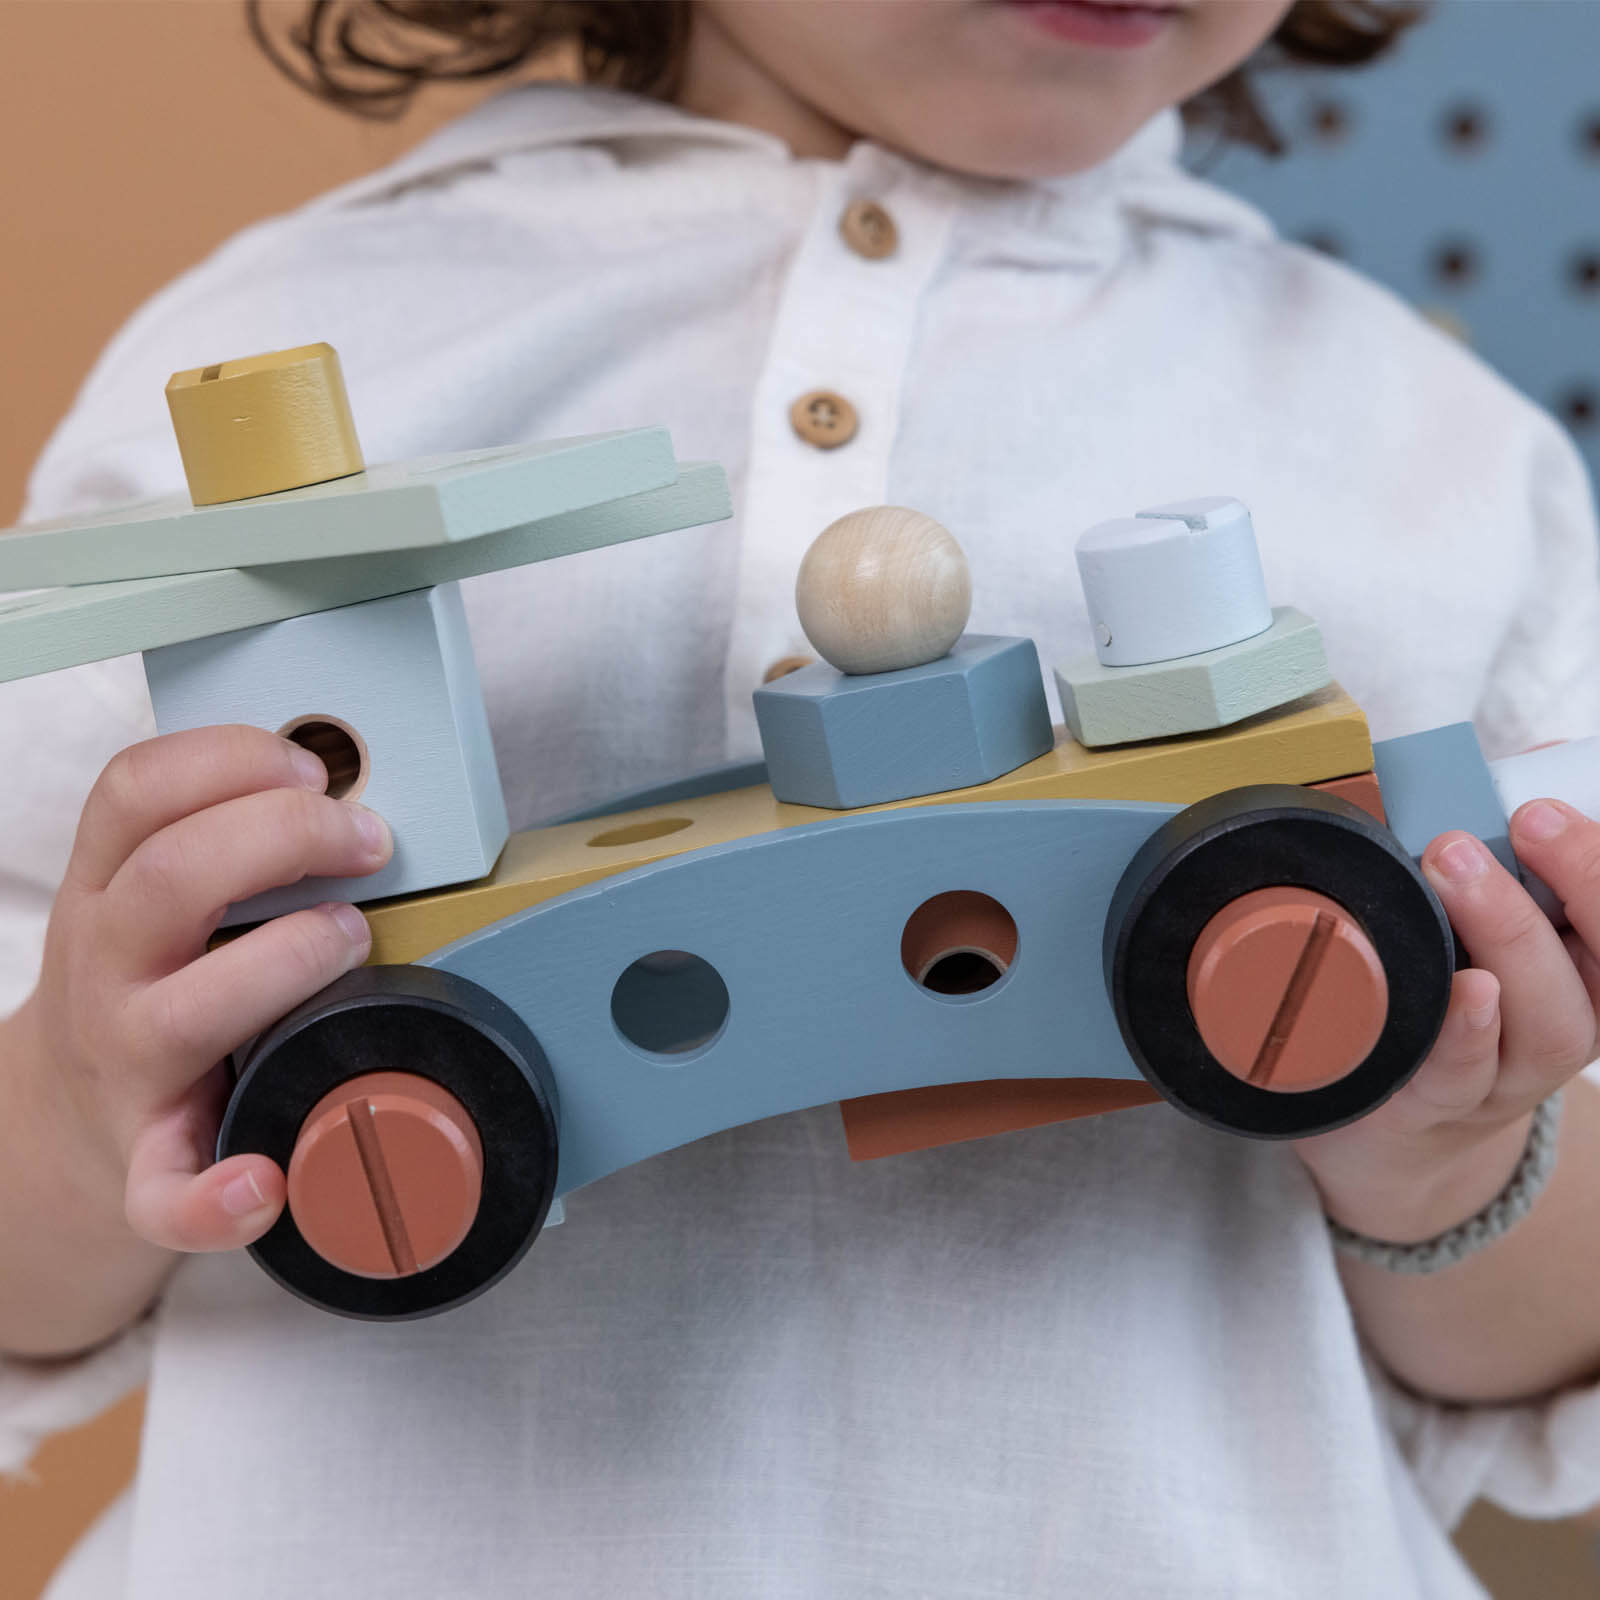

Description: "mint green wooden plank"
0 428 677 588
0 464 730 682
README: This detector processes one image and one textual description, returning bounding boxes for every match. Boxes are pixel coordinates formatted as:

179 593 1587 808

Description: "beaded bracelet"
1327 1091 1565 1275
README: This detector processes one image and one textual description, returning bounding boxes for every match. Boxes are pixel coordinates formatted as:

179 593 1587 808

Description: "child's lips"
994 0 1184 49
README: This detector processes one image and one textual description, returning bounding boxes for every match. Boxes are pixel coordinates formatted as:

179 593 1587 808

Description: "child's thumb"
125 1107 284 1253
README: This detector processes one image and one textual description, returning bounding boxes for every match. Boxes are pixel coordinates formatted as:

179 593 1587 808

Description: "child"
5 2 1600 1594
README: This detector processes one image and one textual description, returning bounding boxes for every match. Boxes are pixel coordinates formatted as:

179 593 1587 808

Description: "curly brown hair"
246 0 1426 155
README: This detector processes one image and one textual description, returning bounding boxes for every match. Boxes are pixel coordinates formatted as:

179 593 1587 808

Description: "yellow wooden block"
922 681 1372 807
365 684 1372 965
366 787 783 964
165 343 364 506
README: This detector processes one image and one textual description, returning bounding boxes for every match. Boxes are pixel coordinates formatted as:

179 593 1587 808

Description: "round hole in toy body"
901 891 1018 997
219 965 559 1320
277 714 369 801
587 817 693 848
1104 786 1453 1139
611 951 731 1059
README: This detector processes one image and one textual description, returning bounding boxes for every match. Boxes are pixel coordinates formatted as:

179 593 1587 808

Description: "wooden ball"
795 507 971 676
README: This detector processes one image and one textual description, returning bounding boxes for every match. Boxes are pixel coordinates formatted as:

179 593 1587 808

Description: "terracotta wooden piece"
287 1072 484 1279
841 1079 1163 1162
1311 770 1387 823
1186 886 1389 1091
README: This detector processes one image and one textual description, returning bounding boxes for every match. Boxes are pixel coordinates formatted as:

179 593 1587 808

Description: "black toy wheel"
1104 785 1455 1139
218 965 560 1319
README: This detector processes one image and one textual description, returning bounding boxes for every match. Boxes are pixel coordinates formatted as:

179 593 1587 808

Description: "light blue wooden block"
144 582 508 925
752 635 1054 809
420 799 1178 1198
0 464 730 684
1372 723 1514 876
0 428 677 589
1055 607 1330 749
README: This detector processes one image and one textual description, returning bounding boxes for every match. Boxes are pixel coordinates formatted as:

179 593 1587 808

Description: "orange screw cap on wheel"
287 1072 484 1278
1186 887 1388 1092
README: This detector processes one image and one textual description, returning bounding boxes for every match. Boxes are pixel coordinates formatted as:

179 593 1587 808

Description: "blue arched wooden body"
419 798 1181 1198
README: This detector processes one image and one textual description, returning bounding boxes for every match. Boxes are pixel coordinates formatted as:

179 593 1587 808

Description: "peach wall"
0 5 503 1593
1 0 496 524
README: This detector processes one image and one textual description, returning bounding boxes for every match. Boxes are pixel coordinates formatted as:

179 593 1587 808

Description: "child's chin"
896 103 1161 184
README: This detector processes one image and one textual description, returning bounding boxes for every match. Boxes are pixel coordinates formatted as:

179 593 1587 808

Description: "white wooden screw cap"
1075 495 1273 667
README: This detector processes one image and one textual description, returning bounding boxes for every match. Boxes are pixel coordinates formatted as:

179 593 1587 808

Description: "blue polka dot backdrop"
1192 1 1600 486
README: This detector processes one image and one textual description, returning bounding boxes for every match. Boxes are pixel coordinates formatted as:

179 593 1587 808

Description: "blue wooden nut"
752 634 1054 810
1373 722 1515 877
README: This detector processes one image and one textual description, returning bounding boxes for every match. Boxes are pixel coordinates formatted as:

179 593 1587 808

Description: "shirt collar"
315 84 790 209
314 80 1272 250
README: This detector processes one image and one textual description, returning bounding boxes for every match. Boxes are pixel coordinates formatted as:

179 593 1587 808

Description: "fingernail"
1517 801 1568 843
221 1171 269 1217
1435 836 1487 883
326 900 369 945
288 745 328 790
348 803 391 857
1465 996 1499 1029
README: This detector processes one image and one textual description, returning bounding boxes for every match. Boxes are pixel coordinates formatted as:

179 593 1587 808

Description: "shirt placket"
722 146 955 756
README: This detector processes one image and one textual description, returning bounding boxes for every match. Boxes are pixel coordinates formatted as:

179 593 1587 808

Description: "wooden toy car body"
214 677 1536 1320
0 346 1583 1319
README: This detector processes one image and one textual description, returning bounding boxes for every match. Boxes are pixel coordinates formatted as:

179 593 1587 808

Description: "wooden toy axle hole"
588 817 694 849
278 715 370 801
611 950 731 1059
901 891 1018 999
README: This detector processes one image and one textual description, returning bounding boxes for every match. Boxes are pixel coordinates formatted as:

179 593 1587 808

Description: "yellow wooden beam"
365 683 1372 965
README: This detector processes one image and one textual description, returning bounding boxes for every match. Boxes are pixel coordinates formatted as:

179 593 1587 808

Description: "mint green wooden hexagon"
1056 607 1331 749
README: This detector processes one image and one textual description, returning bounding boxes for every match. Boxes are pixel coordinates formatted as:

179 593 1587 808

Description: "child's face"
683 0 1295 177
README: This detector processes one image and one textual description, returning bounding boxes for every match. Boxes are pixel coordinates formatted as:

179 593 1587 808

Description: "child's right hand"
20 724 392 1261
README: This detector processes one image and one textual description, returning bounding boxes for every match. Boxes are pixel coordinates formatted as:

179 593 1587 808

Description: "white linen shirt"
7 83 1600 1600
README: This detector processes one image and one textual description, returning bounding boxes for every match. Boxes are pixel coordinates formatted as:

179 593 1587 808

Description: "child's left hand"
1294 799 1600 1244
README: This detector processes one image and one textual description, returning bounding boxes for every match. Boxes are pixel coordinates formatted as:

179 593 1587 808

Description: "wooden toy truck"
1 344 1587 1321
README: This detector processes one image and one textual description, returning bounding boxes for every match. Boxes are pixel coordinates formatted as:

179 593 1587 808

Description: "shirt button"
839 199 899 261
790 390 859 450
762 654 815 683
